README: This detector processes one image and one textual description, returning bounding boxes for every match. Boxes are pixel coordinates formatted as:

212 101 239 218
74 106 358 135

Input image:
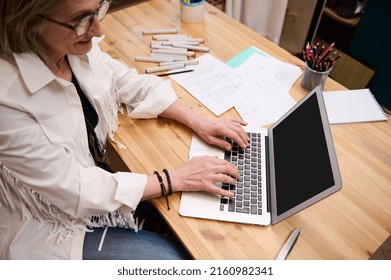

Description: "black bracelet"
153 171 170 210
154 171 165 197
162 168 173 195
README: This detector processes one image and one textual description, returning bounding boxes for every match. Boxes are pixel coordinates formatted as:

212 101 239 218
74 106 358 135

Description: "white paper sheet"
170 54 254 116
170 52 302 126
323 89 388 124
233 53 301 126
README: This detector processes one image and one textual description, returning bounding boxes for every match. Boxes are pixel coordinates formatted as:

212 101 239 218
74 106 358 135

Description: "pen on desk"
159 38 204 44
160 40 203 47
171 43 209 52
145 63 185 74
275 228 301 260
149 53 188 61
151 45 186 51
142 28 178 35
152 34 190 41
134 56 175 63
160 60 199 67
152 49 195 57
157 69 194 77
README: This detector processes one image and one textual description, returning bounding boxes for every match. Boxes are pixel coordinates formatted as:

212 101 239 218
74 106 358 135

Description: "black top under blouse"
71 72 98 129
70 70 113 172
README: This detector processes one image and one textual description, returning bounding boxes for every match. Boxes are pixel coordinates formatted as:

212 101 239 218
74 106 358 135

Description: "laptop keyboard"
220 132 263 215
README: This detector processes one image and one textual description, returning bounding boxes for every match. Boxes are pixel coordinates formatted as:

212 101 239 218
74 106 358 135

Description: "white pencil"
160 41 200 46
160 38 204 43
145 63 186 74
149 53 189 60
142 28 178 35
134 56 175 63
150 45 186 51
160 60 199 66
171 43 209 52
152 34 190 41
152 49 195 57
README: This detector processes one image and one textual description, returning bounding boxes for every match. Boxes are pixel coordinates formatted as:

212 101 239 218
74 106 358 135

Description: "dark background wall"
347 1 391 111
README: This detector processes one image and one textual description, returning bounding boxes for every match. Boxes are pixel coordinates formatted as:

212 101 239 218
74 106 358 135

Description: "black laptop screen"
272 93 335 216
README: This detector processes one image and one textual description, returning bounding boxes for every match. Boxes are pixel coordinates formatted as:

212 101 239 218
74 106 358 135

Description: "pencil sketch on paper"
171 53 254 116
171 52 302 125
232 52 302 126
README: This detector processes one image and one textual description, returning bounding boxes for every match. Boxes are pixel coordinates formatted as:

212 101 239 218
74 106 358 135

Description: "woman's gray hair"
0 0 61 64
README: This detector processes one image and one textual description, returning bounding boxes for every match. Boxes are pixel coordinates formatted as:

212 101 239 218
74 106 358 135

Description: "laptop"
179 86 342 225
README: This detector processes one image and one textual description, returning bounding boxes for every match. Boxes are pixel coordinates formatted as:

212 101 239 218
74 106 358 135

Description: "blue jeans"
83 227 191 260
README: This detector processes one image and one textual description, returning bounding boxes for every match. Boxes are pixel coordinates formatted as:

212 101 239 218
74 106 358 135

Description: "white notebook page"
323 89 388 124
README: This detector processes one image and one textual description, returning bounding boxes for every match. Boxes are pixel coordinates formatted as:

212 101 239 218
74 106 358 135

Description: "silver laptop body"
179 86 342 225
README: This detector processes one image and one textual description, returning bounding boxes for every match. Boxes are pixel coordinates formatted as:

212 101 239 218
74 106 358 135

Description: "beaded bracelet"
162 168 173 195
153 171 170 210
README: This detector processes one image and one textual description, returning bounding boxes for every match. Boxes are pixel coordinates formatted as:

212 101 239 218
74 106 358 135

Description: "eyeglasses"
40 0 111 36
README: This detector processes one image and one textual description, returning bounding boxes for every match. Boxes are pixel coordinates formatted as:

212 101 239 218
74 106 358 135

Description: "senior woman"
0 0 249 259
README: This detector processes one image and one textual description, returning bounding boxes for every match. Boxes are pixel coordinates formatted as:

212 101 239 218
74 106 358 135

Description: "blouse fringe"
0 163 138 245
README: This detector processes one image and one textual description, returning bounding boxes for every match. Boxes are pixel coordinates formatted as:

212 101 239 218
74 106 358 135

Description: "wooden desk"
100 0 391 259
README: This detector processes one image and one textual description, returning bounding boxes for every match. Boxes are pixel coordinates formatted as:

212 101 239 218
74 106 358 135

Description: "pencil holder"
300 63 332 92
180 0 205 24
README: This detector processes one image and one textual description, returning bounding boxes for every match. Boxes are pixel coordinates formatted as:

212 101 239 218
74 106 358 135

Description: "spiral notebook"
323 89 389 124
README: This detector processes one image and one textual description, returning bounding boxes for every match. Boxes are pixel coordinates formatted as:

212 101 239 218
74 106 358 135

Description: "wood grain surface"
100 0 391 259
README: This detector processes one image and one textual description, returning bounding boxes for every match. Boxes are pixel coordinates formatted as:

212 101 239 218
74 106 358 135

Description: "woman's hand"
170 156 239 197
145 101 249 200
159 100 249 151
143 156 238 200
192 117 249 151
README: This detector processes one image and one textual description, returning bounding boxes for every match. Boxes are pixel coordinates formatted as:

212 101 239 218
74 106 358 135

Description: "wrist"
166 169 182 193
